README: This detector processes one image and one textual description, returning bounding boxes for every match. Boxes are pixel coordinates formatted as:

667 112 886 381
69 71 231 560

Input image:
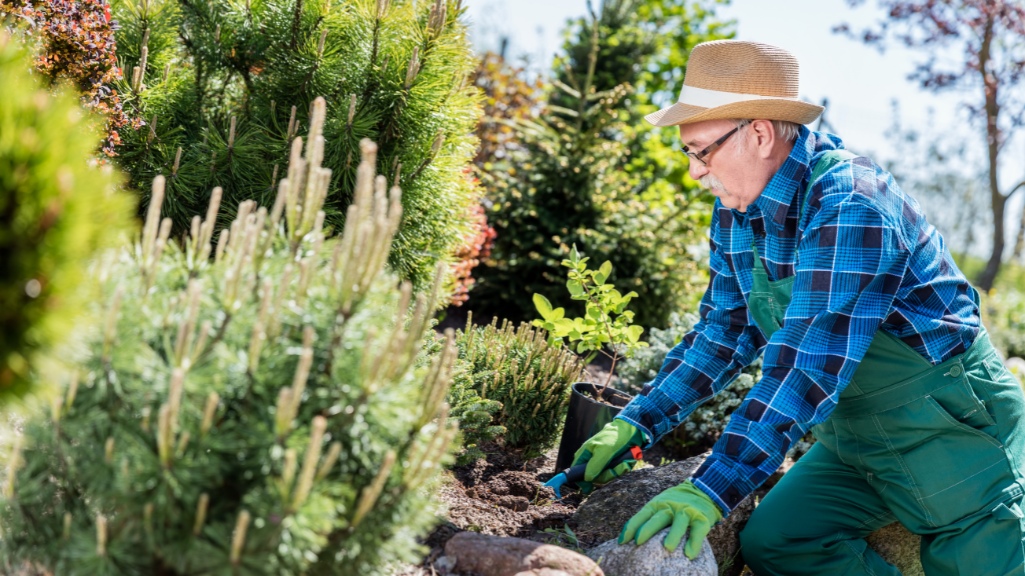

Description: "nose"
688 158 710 180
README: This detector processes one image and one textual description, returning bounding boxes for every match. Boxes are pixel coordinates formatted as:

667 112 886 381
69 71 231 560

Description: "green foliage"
451 316 585 460
447 360 505 465
617 312 759 453
540 524 584 554
0 104 459 575
533 246 647 392
107 0 481 294
469 0 732 329
0 32 133 404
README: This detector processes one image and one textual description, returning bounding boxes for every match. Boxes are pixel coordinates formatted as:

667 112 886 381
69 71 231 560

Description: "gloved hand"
619 481 723 559
572 419 644 493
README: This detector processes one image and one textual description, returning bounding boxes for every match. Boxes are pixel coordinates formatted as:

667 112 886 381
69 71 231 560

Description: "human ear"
749 119 775 159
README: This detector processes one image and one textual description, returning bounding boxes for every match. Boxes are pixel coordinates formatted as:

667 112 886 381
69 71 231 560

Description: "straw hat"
645 40 824 127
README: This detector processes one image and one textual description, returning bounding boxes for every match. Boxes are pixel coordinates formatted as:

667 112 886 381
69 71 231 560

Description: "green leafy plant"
0 101 459 575
533 245 648 396
450 315 585 460
541 524 584 554
0 31 133 403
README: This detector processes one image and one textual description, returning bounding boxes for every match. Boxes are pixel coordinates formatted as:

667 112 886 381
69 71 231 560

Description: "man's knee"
740 505 786 570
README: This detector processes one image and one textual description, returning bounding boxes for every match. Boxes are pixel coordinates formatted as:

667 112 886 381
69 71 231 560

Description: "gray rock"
587 529 716 576
444 532 604 576
572 454 750 575
575 452 923 575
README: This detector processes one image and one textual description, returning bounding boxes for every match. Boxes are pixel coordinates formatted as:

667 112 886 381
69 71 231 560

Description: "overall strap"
755 149 858 270
801 149 857 222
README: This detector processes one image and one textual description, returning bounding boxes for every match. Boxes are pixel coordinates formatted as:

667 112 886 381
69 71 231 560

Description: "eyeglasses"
681 120 750 166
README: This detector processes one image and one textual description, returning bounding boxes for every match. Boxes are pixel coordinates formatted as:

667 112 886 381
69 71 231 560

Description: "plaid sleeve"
692 189 910 514
616 207 766 447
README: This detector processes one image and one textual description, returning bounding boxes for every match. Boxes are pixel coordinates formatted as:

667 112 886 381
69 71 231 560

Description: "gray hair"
734 119 801 143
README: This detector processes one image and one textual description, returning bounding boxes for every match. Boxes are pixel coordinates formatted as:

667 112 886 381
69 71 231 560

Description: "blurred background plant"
450 315 585 461
0 96 460 575
616 311 768 457
981 285 1025 361
1 0 139 158
466 0 731 330
0 30 133 405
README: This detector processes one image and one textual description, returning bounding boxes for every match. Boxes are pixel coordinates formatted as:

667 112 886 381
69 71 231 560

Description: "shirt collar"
749 125 820 232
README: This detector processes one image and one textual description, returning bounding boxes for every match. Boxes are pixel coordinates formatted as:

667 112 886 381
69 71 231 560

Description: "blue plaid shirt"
617 126 981 514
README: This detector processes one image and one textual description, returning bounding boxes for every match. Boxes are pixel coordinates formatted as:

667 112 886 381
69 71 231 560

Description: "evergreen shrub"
468 1 719 330
451 314 585 461
0 100 458 575
108 0 481 294
0 32 132 403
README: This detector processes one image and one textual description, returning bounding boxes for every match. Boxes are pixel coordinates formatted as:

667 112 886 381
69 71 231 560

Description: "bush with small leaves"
451 315 585 460
617 312 762 454
532 246 648 397
1 0 139 157
0 99 458 575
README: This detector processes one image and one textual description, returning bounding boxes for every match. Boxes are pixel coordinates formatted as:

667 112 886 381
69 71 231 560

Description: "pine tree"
109 0 481 293
0 30 133 403
0 98 459 576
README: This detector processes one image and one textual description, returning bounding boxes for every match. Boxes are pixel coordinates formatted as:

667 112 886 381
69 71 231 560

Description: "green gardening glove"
572 419 644 493
618 481 723 559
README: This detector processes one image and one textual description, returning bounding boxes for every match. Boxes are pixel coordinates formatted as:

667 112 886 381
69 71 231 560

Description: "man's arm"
618 208 767 447
691 186 910 514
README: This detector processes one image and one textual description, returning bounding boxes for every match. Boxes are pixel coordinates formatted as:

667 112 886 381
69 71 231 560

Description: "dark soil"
442 441 581 539
395 434 684 575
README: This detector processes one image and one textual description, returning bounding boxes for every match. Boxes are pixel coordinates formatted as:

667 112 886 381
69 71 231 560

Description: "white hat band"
677 84 801 108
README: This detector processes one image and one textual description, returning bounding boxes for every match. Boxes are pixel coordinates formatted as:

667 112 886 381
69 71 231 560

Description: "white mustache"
700 174 727 192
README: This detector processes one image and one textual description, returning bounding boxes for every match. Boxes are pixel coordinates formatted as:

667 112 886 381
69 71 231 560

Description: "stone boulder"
573 452 923 576
442 532 604 576
572 454 751 576
588 529 717 576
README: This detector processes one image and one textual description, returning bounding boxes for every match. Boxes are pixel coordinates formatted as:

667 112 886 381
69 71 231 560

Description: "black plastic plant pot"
553 381 634 472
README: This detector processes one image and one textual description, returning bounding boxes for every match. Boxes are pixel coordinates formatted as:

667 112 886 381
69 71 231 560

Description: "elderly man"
573 40 1025 575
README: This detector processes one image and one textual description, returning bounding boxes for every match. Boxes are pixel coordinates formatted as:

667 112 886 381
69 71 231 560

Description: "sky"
463 0 967 158
462 0 1025 256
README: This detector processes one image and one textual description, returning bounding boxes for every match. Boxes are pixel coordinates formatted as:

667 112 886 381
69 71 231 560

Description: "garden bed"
397 434 683 575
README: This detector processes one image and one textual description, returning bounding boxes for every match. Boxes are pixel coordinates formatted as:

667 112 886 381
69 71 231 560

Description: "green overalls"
737 151 1025 575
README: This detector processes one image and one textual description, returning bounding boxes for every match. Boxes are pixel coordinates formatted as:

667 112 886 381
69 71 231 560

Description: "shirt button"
948 365 962 377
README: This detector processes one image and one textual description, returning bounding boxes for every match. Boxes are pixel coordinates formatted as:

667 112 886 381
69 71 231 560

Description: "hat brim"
644 99 824 127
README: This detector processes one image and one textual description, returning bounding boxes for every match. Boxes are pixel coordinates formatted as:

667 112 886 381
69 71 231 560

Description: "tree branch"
1007 179 1025 199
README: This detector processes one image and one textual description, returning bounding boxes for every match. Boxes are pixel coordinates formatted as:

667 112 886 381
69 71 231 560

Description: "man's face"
678 119 759 212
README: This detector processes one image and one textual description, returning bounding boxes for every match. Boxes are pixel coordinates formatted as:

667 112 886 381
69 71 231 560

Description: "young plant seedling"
532 245 648 397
